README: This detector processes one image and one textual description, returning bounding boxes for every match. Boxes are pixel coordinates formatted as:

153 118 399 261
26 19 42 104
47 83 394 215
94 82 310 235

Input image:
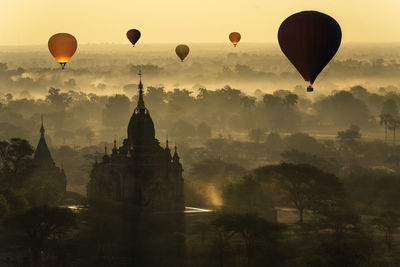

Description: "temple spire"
34 114 54 165
40 114 45 136
137 70 145 109
173 145 180 162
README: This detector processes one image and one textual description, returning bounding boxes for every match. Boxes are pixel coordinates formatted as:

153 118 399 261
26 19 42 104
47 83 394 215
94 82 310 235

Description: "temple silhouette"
32 116 67 205
87 72 184 211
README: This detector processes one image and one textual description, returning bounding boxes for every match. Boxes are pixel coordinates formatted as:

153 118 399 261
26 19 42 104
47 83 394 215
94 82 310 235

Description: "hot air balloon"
278 11 342 92
229 32 241 47
127 29 141 47
175 44 190 62
48 33 78 70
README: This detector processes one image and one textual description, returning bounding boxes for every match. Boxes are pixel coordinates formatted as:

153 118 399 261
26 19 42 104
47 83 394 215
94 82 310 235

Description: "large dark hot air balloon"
229 32 241 47
48 33 78 70
127 29 141 47
175 44 190 62
278 11 342 92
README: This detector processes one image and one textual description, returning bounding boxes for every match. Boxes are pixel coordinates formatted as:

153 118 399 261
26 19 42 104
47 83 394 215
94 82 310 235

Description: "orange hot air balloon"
229 32 241 47
127 29 141 47
175 44 190 62
48 33 78 70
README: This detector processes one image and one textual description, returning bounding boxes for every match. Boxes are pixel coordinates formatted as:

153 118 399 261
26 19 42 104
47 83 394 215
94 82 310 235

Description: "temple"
32 115 67 205
87 72 184 212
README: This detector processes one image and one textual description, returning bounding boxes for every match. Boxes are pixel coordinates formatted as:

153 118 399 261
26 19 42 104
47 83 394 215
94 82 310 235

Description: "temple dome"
127 72 155 148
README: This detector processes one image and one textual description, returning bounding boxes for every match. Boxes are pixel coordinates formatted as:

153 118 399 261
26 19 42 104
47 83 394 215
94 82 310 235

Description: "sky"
0 0 400 45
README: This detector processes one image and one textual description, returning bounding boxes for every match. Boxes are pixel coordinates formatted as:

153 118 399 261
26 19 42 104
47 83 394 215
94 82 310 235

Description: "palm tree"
388 118 400 146
380 113 393 144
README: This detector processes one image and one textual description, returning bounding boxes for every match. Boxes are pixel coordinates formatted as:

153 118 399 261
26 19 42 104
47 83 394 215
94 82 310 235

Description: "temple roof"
127 71 155 148
34 115 54 165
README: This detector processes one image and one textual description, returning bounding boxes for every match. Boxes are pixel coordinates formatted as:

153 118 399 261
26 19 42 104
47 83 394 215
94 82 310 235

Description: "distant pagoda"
32 115 67 205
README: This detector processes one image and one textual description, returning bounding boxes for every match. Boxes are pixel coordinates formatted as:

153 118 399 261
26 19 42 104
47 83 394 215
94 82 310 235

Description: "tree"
255 163 345 223
263 94 285 130
197 122 212 139
54 129 75 145
248 128 265 143
381 99 398 117
285 93 298 110
372 211 400 252
319 205 360 237
45 88 72 110
7 206 76 267
0 194 9 218
265 132 283 154
336 125 362 164
281 149 341 175
171 120 196 138
102 94 131 129
223 175 274 215
212 213 285 267
145 86 167 108
240 96 256 111
76 127 95 145
388 118 400 146
380 113 393 143
314 91 371 127
0 138 34 186
285 133 324 155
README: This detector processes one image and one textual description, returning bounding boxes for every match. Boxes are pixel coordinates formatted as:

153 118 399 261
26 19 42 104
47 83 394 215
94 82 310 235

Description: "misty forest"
2 43 400 266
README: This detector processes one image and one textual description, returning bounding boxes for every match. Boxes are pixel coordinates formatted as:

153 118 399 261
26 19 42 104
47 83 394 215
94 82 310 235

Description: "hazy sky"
0 0 399 45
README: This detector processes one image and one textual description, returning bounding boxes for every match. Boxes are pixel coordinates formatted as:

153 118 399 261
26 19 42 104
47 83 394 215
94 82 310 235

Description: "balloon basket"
307 85 314 92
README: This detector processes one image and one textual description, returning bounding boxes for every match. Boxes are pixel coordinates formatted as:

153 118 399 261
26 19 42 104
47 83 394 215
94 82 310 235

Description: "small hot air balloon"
229 32 241 47
127 29 141 47
175 44 190 62
48 33 78 70
278 11 342 92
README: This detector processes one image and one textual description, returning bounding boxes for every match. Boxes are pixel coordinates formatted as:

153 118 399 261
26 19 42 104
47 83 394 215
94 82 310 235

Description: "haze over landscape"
2 1 400 267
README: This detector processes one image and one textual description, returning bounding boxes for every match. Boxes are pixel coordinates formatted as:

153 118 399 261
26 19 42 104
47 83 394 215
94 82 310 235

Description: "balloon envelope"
127 29 141 47
229 32 241 47
175 44 190 62
278 11 341 86
48 33 78 69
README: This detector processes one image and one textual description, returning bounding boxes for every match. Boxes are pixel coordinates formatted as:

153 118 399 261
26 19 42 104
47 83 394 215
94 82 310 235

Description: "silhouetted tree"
6 206 76 267
285 93 298 110
248 128 265 143
381 99 398 117
314 91 371 127
281 149 341 175
372 211 400 252
255 163 345 223
0 194 9 218
388 118 400 146
45 88 72 111
76 127 95 145
212 213 285 267
196 122 212 139
380 113 392 143
337 125 362 164
171 120 196 138
223 175 274 215
102 94 131 129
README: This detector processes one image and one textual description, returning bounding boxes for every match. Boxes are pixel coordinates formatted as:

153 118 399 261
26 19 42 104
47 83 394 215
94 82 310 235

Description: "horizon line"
1 41 400 47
